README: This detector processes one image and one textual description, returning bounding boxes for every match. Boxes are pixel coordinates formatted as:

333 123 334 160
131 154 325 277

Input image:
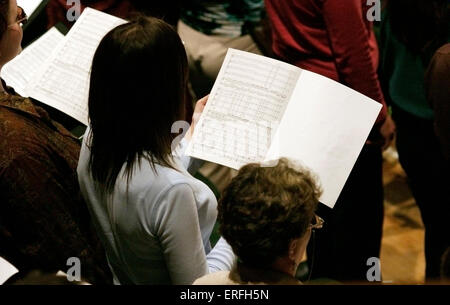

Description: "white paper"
26 8 127 125
186 49 301 169
1 27 64 96
187 49 382 208
0 257 19 285
18 0 43 16
264 70 382 207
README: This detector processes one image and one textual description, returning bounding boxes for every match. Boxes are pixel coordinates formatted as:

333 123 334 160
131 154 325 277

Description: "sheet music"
264 70 382 208
186 48 301 169
0 257 18 285
187 49 382 208
1 27 64 97
26 8 127 125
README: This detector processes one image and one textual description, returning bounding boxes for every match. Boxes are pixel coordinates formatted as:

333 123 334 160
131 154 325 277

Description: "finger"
197 94 209 105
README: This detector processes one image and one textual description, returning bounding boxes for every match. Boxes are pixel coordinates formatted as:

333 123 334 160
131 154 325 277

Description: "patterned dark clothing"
0 81 111 284
180 0 265 37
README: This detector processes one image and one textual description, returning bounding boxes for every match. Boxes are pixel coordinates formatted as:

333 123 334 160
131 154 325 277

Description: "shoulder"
147 178 217 234
193 271 236 285
426 43 450 80
149 163 216 208
150 182 201 215
434 43 450 61
0 95 79 161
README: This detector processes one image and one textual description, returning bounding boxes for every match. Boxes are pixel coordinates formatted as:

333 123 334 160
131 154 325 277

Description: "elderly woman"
0 0 110 284
194 158 323 285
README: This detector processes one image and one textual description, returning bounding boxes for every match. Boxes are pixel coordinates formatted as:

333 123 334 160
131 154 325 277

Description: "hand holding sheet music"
187 49 301 169
186 49 382 208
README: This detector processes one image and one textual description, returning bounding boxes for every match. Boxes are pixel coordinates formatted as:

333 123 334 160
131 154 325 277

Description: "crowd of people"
0 0 449 285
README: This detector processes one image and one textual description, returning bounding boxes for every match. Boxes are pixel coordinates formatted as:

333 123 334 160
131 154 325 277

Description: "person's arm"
173 137 196 171
322 0 387 122
152 183 234 284
322 0 395 149
206 237 236 273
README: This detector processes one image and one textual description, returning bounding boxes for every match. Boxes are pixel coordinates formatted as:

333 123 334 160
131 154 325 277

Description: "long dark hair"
88 16 188 194
387 0 449 56
0 0 9 41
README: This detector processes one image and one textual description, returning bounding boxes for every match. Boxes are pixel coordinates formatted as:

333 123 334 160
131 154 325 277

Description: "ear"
288 239 298 261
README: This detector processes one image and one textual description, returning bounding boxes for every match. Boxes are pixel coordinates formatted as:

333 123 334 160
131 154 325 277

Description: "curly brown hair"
218 158 322 269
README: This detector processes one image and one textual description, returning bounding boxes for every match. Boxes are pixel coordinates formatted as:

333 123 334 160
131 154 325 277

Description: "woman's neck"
271 257 297 278
231 261 299 285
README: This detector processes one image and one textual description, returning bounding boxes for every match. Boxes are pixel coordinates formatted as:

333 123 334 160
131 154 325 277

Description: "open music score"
188 49 301 169
187 49 382 208
24 8 127 126
1 28 64 97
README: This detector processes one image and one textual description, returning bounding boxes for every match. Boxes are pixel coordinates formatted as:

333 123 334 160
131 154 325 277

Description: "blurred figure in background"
46 0 134 28
379 0 450 280
425 43 450 164
178 0 265 98
177 0 267 192
265 0 395 282
442 247 450 283
46 0 182 29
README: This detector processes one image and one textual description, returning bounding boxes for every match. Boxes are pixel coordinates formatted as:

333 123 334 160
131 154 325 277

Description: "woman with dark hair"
77 16 235 285
0 0 110 284
194 158 323 285
379 0 450 280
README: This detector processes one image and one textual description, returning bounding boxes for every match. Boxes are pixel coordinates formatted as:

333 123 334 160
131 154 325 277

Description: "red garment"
46 0 135 29
265 0 387 123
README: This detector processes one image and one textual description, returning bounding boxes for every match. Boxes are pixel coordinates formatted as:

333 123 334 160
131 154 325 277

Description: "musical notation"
187 49 301 169
1 28 64 97
26 8 127 125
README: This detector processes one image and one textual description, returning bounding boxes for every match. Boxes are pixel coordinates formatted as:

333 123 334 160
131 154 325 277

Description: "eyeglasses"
306 214 324 282
309 214 324 231
9 6 28 28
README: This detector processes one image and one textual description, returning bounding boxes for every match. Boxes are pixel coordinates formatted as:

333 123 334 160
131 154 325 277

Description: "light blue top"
77 128 235 284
